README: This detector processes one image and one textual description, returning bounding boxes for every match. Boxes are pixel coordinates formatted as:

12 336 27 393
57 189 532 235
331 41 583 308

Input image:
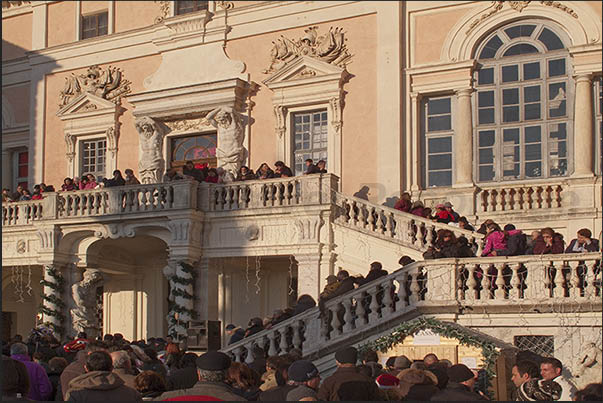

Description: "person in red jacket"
530 227 564 254
394 192 412 213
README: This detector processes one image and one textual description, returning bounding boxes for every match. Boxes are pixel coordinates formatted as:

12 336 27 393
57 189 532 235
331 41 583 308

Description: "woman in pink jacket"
481 222 507 256
82 174 98 190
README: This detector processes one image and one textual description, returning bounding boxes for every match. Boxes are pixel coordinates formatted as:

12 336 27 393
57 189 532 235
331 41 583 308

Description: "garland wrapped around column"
165 262 196 340
38 265 65 337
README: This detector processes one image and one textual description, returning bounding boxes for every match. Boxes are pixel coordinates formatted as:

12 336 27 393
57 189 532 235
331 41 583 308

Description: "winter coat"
316 367 379 401
423 240 470 259
113 368 137 390
157 380 246 401
245 324 264 338
81 181 97 190
410 206 425 217
430 382 487 401
436 210 456 224
394 198 412 213
205 175 219 183
495 230 527 256
166 366 198 391
237 171 256 181
61 183 77 191
125 176 141 185
530 233 564 254
104 176 125 187
228 328 246 345
232 385 261 401
259 384 296 401
358 269 389 286
291 299 316 316
275 166 293 178
64 370 142 402
140 359 167 378
60 351 87 399
565 238 600 253
11 354 53 401
256 168 275 179
305 164 320 174
482 231 507 256
183 166 205 182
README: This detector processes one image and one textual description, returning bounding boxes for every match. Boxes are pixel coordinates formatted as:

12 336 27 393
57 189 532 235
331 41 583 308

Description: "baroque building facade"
2 0 602 387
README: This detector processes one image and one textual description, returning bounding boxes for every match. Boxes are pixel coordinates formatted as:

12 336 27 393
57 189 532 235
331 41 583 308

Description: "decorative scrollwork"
59 65 131 108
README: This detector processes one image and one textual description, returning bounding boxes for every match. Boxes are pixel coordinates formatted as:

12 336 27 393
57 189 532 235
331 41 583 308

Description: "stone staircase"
220 252 602 373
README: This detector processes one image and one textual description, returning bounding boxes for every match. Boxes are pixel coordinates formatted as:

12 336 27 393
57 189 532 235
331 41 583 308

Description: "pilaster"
572 73 594 178
454 87 474 188
295 253 322 301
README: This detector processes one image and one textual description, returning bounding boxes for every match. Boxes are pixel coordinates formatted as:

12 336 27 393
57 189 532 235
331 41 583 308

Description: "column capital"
455 87 474 97
574 73 593 83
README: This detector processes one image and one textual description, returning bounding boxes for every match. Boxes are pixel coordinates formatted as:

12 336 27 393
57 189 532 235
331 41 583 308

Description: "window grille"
514 335 555 357
81 139 107 181
292 110 328 175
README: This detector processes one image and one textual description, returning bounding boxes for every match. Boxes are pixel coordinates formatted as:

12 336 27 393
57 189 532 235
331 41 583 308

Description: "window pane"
525 161 542 177
427 98 451 115
503 43 539 57
478 68 494 85
523 62 540 80
525 126 542 143
548 59 566 77
550 159 567 176
524 104 541 120
479 35 504 59
503 106 519 122
525 144 541 161
503 127 520 176
428 171 452 187
478 91 494 107
549 82 566 117
538 28 564 51
18 152 28 164
479 130 495 147
428 154 452 170
502 65 519 82
503 88 519 105
428 137 452 153
428 115 451 132
478 109 495 124
549 122 566 140
505 24 536 39
479 148 494 164
479 165 495 182
524 86 540 103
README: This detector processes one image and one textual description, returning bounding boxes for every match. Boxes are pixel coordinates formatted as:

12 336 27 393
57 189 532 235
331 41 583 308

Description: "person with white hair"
110 351 137 389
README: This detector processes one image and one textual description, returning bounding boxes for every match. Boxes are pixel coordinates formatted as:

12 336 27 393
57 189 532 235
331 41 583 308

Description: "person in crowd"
226 361 261 400
409 200 424 217
19 189 32 201
157 351 245 401
396 367 440 401
384 356 397 373
64 350 141 402
357 261 388 313
274 161 293 178
141 348 167 378
422 353 438 367
10 342 52 401
110 351 137 389
434 203 456 224
316 160 327 173
525 230 541 254
566 228 600 253
431 363 486 401
205 167 220 183
225 324 246 345
103 170 126 188
476 219 495 235
47 356 68 400
237 165 256 181
31 184 44 200
303 159 320 175
256 163 275 179
163 167 184 182
2 187 13 202
182 160 205 182
530 227 565 255
422 206 434 220
285 360 321 401
248 345 267 381
374 373 400 399
511 360 540 395
540 357 576 401
83 174 98 190
574 383 603 401
134 370 166 401
2 355 30 401
166 352 198 391
259 360 296 401
388 355 411 377
60 340 107 398
493 224 528 256
245 317 265 338
271 309 293 327
317 346 379 401
481 222 506 257
359 350 383 379
164 342 182 371
61 177 77 191
394 192 412 213
423 230 470 259
259 356 281 392
458 217 475 232
426 362 449 390
291 294 316 317
124 169 141 185
11 184 24 201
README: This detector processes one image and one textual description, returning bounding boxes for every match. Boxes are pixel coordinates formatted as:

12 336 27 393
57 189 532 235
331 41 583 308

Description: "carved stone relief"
293 217 323 242
135 116 166 184
164 115 211 133
273 105 287 138
1 1 30 9
71 268 104 335
154 0 170 24
575 342 602 388
207 106 245 181
59 65 131 108
263 26 353 74
94 223 136 240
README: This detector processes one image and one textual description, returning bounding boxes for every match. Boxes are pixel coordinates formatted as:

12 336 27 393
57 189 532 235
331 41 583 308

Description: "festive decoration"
358 317 500 398
167 261 197 340
255 256 262 295
39 265 66 336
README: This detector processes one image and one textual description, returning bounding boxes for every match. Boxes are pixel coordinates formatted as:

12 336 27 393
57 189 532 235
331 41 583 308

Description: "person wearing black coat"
357 262 389 314
225 324 246 345
494 224 528 256
103 170 126 187
291 294 316 317
430 364 487 401
565 228 600 253
245 317 264 338
424 231 474 259
166 353 198 391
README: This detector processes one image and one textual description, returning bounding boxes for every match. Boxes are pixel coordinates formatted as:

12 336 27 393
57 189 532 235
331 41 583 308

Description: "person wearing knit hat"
431 363 486 401
285 360 320 401
375 373 401 401
317 346 379 401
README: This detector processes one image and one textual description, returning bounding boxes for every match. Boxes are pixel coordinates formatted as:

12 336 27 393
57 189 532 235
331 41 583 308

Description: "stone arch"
442 1 601 63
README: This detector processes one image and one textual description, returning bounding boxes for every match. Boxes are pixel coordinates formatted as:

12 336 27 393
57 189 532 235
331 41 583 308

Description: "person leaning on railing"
565 228 600 253
529 227 565 255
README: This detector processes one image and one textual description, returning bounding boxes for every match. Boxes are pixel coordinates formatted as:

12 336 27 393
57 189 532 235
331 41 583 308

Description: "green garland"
358 317 500 398
38 267 65 335
168 261 198 340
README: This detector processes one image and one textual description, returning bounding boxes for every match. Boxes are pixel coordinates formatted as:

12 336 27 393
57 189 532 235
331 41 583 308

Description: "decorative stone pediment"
263 56 348 88
57 93 118 118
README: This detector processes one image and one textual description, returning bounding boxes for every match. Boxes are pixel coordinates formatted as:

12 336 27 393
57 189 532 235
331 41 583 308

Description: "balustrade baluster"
425 225 434 248
555 185 562 207
510 263 522 299
552 262 566 298
233 347 244 362
583 261 595 298
481 191 489 212
485 264 495 299
386 212 394 237
350 201 358 226
368 285 380 322
291 321 302 350
342 297 354 332
142 189 150 211
495 264 506 299
363 206 371 229
355 292 367 326
526 188 534 209
466 265 478 301
545 186 553 208
278 328 289 354
330 305 342 337
490 190 497 211
245 343 254 363
409 271 421 304
536 187 544 209
568 261 581 299
88 194 95 215
382 280 394 316
377 210 386 234
413 223 423 249
267 332 278 356
508 188 516 210
292 180 300 204
456 265 466 300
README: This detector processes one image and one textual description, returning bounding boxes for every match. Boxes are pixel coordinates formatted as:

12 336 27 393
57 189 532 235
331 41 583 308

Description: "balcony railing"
221 252 601 361
477 182 564 213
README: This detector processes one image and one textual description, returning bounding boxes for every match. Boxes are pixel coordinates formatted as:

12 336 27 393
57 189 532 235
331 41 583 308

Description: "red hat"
375 373 400 389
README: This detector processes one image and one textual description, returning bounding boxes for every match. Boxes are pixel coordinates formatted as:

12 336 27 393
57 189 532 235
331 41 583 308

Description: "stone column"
163 260 195 341
1 149 12 189
410 92 422 192
41 264 65 338
573 74 594 177
295 254 321 302
454 88 474 187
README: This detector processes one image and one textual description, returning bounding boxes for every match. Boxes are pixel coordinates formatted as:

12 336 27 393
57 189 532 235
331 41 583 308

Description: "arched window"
474 22 572 183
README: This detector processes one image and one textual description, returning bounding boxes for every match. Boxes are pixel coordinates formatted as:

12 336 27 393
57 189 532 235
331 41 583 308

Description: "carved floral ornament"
154 0 234 24
262 26 353 74
466 1 579 34
1 0 30 9
164 114 211 132
59 65 132 108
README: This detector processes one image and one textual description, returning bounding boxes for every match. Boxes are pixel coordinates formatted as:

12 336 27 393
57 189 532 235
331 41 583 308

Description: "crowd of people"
3 328 601 401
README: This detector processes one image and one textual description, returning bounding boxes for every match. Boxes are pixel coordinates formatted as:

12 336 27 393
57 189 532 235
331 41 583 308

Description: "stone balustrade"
221 252 601 361
333 192 485 254
478 182 564 213
2 199 45 226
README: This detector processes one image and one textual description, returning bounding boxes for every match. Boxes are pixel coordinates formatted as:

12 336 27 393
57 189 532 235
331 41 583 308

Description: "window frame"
175 0 209 16
421 95 455 188
12 149 28 191
80 138 107 181
81 11 109 40
596 76 603 176
473 21 573 184
169 132 218 171
291 109 329 176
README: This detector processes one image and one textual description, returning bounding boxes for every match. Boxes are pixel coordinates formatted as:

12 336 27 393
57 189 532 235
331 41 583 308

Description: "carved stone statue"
59 65 131 107
207 106 245 182
135 116 166 184
574 342 603 388
71 269 104 336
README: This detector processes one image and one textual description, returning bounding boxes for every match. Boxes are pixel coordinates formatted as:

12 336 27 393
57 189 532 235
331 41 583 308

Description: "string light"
245 256 250 303
26 265 32 296
255 256 262 295
288 255 295 296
